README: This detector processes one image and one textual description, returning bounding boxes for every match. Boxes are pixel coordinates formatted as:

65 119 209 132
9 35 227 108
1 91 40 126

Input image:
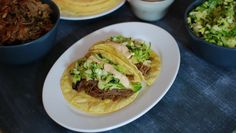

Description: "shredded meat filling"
135 63 150 76
126 74 134 81
73 79 134 101
0 0 53 45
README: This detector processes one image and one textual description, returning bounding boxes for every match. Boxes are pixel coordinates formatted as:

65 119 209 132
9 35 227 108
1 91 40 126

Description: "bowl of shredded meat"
0 0 60 64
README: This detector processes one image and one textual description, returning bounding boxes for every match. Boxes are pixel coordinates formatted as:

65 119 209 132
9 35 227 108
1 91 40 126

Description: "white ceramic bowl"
128 0 174 21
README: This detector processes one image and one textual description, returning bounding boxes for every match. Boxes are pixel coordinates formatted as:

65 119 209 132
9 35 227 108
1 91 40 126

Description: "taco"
90 35 161 85
60 50 143 114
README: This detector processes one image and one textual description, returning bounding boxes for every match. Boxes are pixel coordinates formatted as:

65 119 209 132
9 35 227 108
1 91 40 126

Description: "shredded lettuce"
94 53 112 64
187 0 236 48
131 82 142 92
98 74 125 90
110 35 151 63
70 55 134 90
70 58 86 84
113 64 127 73
111 35 133 44
70 69 81 84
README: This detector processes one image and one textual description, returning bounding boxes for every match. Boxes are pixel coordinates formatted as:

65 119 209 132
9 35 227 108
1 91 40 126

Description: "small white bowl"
128 0 174 21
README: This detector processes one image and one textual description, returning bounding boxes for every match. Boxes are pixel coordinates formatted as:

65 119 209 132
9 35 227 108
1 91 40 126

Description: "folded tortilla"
90 41 161 85
60 50 142 114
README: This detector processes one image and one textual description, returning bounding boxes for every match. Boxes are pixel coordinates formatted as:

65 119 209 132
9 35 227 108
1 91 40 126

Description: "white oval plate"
60 0 125 20
42 22 180 132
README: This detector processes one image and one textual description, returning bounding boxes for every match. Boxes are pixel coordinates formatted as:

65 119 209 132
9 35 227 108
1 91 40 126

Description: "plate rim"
42 22 180 132
60 0 126 20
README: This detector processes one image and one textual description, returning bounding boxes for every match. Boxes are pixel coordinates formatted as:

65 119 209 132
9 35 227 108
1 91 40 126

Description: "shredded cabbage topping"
110 35 152 64
70 54 141 92
187 0 236 48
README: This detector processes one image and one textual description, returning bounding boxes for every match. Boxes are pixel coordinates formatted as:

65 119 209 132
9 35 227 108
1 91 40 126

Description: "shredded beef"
135 63 150 76
126 74 134 80
73 79 134 101
0 0 53 45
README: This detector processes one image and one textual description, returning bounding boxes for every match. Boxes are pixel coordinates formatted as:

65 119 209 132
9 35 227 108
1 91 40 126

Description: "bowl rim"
184 0 236 51
0 0 60 49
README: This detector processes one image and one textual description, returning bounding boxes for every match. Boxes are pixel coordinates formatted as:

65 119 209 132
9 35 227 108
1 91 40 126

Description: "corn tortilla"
53 0 123 17
61 51 142 114
90 41 161 85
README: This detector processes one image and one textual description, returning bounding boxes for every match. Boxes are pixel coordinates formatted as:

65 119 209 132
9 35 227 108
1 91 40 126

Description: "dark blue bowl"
184 0 236 67
0 0 60 64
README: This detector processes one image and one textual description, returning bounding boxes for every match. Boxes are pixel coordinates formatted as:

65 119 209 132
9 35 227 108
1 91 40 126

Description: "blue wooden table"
0 0 236 132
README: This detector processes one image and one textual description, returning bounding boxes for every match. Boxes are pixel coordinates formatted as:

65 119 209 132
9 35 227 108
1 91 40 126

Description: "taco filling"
69 53 142 101
109 35 152 76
